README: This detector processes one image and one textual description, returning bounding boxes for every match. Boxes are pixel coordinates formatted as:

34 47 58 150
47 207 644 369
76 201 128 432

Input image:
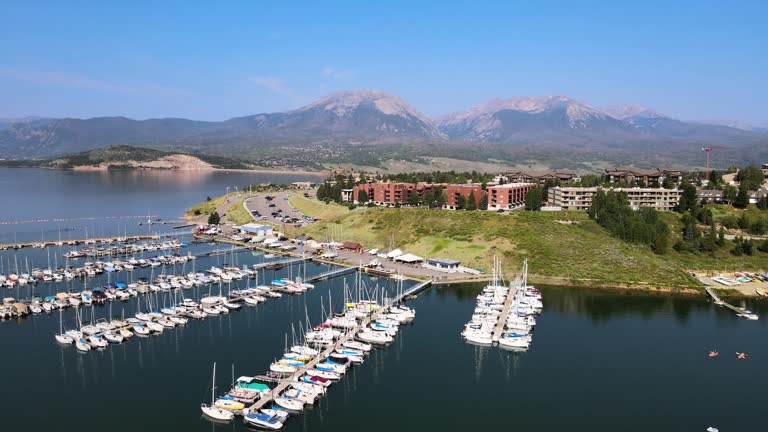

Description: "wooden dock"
0 235 160 251
304 266 357 283
244 278 428 413
705 286 758 319
491 286 518 343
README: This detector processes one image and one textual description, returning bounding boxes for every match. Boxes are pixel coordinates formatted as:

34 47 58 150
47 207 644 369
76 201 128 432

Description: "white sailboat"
201 363 234 422
54 308 73 344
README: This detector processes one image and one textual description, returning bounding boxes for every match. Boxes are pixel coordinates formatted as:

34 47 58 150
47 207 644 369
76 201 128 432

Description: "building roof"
395 253 424 263
488 183 533 189
427 258 461 266
505 169 575 177
341 241 363 250
240 223 272 233
605 167 682 176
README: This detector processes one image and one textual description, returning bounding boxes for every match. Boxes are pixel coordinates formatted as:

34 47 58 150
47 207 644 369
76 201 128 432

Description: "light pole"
226 186 230 197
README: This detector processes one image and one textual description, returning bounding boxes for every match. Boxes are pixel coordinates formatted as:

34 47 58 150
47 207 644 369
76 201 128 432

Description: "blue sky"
1 0 766 123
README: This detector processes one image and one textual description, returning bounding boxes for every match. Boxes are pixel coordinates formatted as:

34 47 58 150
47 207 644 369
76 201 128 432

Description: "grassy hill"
302 207 711 290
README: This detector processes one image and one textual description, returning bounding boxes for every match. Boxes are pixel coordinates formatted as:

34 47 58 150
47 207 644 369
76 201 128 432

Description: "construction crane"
702 146 728 176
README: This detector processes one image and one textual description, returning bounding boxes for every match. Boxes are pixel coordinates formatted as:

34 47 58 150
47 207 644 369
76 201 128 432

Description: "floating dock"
705 286 758 319
0 235 161 251
491 285 518 343
304 266 357 283
243 280 424 413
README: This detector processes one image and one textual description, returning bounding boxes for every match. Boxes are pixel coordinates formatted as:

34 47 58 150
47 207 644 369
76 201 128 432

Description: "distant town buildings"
604 167 683 187
548 187 681 211
504 170 576 184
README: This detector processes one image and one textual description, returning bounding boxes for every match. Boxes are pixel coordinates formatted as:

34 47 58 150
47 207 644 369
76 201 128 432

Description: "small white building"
239 223 273 237
424 258 461 272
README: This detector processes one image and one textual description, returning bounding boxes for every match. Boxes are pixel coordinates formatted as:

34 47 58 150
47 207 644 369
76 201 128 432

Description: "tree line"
587 190 671 254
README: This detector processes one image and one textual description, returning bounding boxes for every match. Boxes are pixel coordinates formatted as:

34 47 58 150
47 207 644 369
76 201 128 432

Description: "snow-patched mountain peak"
599 104 666 121
435 96 609 129
299 90 421 119
295 90 446 139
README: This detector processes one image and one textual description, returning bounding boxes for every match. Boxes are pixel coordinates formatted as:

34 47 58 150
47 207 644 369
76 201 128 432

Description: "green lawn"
288 194 351 220
303 207 703 290
185 194 231 218
224 198 253 225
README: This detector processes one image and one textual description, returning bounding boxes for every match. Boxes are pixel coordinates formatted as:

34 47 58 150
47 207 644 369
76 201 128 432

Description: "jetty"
253 256 311 270
705 286 758 320
242 284 418 414
491 285 518 343
0 235 160 251
304 266 357 283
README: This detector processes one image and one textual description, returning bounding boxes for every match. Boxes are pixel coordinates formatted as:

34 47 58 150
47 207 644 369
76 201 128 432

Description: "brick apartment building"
486 183 536 211
352 182 483 208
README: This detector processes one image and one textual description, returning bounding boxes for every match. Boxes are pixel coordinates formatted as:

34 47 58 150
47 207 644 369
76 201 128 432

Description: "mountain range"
1 90 766 168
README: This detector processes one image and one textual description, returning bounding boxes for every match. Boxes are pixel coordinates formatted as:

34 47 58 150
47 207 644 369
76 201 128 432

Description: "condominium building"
604 167 683 186
352 182 482 208
504 170 576 184
548 187 681 211
486 183 535 211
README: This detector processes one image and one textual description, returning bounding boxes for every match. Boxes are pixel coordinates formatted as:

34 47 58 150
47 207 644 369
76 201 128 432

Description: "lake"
0 168 320 243
0 168 765 431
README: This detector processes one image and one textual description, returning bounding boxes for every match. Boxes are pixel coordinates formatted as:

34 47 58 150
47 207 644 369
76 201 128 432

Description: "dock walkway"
0 235 160 250
491 286 517 343
705 286 758 319
304 266 357 283
244 278 429 413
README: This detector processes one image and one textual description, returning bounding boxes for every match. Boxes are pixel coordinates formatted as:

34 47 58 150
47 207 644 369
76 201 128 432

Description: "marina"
0 169 765 432
462 259 542 350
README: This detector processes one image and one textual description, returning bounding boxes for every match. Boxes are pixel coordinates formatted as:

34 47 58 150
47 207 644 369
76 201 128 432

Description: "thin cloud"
322 67 356 80
249 76 303 103
0 68 191 97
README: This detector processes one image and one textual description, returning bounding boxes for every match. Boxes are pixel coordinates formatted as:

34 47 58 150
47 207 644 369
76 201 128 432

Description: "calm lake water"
0 168 320 243
0 168 765 431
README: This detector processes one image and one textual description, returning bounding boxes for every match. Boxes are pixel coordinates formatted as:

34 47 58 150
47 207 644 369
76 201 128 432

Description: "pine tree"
466 191 477 210
734 184 750 208
479 192 488 210
407 190 419 206
456 195 466 210
525 187 543 211
208 211 221 225
357 189 369 204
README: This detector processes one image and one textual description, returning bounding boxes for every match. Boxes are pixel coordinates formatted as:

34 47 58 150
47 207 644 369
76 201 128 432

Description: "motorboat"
342 340 372 352
75 338 91 352
86 335 108 349
304 369 340 381
243 411 284 430
133 323 150 336
273 397 304 412
214 397 245 412
104 332 124 344
269 363 297 375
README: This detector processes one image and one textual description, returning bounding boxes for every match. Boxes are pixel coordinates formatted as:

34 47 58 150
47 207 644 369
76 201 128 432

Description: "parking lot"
244 192 316 227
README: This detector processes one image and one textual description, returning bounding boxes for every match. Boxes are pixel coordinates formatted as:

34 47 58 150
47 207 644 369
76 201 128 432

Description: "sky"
1 0 766 124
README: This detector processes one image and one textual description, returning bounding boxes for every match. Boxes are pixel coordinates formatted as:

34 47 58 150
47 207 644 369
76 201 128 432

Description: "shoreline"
0 165 330 177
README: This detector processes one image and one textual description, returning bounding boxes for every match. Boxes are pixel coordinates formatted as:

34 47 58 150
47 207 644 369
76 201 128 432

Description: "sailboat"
54 309 74 344
201 363 234 422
